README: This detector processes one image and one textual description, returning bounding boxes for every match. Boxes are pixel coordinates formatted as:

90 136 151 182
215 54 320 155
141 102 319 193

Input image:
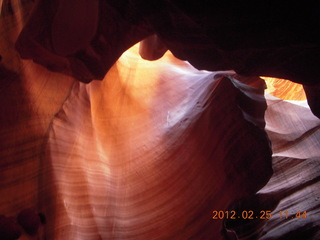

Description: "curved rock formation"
14 0 320 116
40 45 272 239
225 92 320 240
1 1 320 240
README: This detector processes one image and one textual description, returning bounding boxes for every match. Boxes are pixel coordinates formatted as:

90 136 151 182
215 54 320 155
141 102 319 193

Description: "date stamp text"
212 210 307 220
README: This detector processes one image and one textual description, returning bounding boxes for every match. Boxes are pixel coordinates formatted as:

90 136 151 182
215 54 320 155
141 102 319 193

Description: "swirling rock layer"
41 47 271 239
2 1 320 239
225 93 320 240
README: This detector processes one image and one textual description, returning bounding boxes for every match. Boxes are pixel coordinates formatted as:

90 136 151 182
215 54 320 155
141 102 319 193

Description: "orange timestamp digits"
212 210 307 220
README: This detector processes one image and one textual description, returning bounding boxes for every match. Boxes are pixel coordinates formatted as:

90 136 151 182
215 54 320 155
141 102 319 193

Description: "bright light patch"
261 77 306 101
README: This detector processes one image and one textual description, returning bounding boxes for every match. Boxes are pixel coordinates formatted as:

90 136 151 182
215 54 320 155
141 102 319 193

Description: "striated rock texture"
225 92 320 240
1 1 320 240
39 46 272 240
1 4 273 238
2 23 273 239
